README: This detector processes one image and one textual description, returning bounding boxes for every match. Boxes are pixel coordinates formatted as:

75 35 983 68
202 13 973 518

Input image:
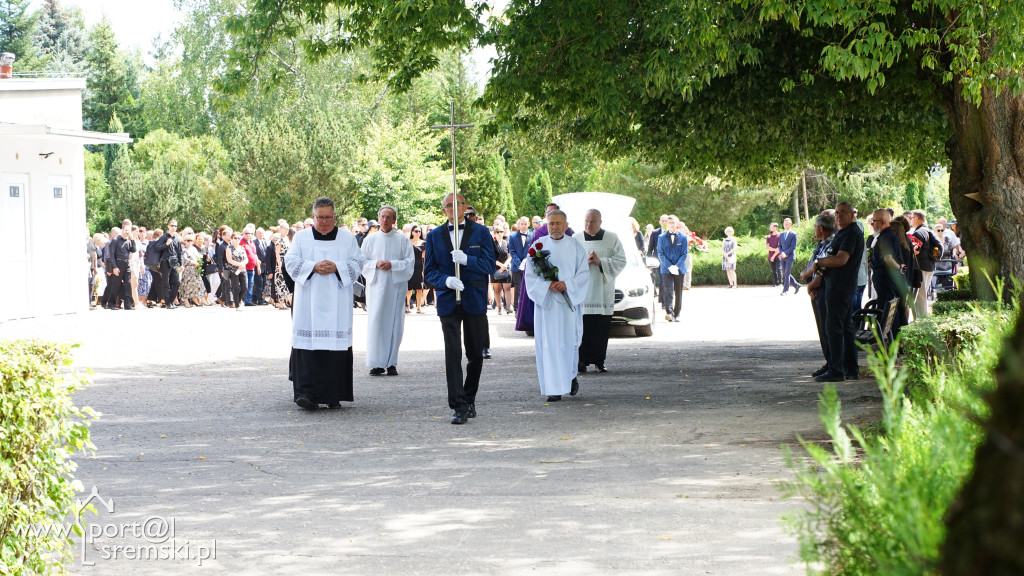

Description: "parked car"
552 192 656 337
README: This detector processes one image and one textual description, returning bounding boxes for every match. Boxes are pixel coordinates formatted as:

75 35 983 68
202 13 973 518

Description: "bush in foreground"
1 341 95 575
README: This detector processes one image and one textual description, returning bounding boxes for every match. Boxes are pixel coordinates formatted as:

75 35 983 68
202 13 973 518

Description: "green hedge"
936 289 974 302
1 341 95 575
930 300 1009 316
689 235 813 286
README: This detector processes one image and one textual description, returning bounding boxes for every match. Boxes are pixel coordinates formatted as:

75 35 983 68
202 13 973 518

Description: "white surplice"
286 227 366 351
361 229 415 368
525 235 590 395
579 230 627 316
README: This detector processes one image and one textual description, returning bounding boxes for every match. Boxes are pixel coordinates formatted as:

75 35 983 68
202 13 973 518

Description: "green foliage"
931 300 1009 317
0 341 95 575
37 0 85 66
461 150 514 222
84 152 114 234
83 18 138 134
520 169 553 221
951 269 971 293
348 116 451 225
0 0 48 72
783 290 1019 574
936 289 974 302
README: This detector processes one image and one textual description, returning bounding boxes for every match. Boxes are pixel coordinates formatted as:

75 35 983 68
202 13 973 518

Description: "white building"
0 77 131 322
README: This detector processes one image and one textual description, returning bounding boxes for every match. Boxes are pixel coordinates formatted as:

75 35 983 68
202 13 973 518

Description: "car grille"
614 289 624 303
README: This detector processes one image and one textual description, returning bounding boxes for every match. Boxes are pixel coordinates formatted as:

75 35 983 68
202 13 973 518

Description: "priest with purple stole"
287 197 367 410
525 209 590 402
515 202 574 333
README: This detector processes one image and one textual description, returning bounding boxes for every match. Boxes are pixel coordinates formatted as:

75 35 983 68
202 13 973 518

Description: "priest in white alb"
286 196 367 410
361 205 415 376
525 209 590 402
578 209 627 373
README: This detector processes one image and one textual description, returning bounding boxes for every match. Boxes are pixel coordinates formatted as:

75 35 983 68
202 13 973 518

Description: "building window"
53 187 63 199
8 185 19 198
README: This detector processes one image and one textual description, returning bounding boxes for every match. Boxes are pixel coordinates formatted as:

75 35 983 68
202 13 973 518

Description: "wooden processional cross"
430 102 474 302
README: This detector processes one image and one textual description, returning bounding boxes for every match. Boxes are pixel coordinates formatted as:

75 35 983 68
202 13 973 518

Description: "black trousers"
113 262 133 308
811 295 829 364
581 314 613 367
872 274 901 341
101 269 117 306
511 270 524 310
660 273 685 318
160 260 181 304
147 265 164 303
222 272 244 306
823 283 857 377
439 309 487 411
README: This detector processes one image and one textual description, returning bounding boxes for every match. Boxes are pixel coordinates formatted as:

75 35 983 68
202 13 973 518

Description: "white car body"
552 192 656 337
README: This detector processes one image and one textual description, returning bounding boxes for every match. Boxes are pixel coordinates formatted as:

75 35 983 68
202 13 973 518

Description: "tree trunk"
942 306 1024 575
944 82 1024 299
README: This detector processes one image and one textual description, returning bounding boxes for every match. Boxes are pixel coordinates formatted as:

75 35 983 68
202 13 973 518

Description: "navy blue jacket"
778 230 798 258
424 220 497 316
656 230 688 274
508 230 530 271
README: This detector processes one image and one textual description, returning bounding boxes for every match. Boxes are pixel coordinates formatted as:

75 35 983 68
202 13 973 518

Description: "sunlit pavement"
1 286 881 574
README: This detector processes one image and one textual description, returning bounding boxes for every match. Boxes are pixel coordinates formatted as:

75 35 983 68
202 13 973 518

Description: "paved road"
0 287 881 575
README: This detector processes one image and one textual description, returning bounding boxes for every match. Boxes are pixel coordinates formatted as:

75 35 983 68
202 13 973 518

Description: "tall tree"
83 18 133 133
221 0 1024 296
0 0 47 72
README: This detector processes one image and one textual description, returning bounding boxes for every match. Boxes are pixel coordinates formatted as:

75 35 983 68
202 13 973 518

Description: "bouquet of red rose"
528 242 575 311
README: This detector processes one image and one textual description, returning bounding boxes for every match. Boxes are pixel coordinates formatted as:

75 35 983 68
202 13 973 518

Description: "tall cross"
430 102 474 302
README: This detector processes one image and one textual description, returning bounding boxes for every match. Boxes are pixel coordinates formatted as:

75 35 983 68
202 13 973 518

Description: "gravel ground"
0 286 881 575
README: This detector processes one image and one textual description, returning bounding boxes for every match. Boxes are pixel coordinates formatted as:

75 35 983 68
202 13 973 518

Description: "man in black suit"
105 220 137 310
153 219 183 309
252 227 270 305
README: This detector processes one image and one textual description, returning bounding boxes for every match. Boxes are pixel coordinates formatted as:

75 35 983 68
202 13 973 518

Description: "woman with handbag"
722 226 738 288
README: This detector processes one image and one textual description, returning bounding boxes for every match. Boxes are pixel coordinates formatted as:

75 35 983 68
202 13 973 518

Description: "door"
1 174 30 320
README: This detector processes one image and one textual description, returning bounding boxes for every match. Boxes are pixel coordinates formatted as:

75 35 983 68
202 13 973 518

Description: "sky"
39 0 185 54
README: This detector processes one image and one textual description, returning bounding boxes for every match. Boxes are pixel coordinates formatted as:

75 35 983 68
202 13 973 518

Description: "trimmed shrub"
936 289 973 302
931 299 1008 317
1 341 95 575
900 307 1015 367
952 268 971 292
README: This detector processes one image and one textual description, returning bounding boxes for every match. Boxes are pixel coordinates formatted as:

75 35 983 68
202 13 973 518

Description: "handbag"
493 268 510 280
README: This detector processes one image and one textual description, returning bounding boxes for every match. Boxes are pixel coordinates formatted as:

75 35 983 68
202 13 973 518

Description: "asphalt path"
0 286 882 575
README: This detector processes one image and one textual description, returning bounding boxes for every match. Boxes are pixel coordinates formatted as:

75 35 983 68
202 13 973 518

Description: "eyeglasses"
465 213 476 218
412 229 421 233
314 215 335 221
168 224 177 227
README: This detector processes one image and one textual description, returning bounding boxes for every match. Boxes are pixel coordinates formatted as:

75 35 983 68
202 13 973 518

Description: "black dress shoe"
814 371 845 383
845 372 861 380
812 365 830 378
467 403 476 418
327 402 341 409
386 366 398 376
578 364 587 374
451 411 468 425
482 348 492 359
596 364 607 373
570 377 579 396
295 396 318 410
369 367 386 376
546 395 562 402
794 284 802 294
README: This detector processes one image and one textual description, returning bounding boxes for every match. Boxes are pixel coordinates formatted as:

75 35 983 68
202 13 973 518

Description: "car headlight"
627 286 649 297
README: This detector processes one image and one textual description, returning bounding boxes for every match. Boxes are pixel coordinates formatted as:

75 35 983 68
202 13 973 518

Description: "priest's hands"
314 260 338 275
450 249 468 265
375 260 392 270
587 251 600 265
549 280 567 293
445 277 464 291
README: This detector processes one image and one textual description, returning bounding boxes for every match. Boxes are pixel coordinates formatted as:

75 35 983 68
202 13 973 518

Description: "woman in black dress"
406 225 426 313
490 227 513 314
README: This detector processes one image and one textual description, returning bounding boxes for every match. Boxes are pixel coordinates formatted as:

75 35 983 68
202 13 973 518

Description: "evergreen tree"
0 0 48 72
103 113 126 181
84 18 130 133
521 168 553 218
38 0 87 73
461 150 515 221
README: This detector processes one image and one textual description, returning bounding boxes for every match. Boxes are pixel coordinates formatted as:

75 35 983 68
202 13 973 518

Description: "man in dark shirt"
105 220 137 310
153 219 183 309
869 209 905 337
810 202 865 382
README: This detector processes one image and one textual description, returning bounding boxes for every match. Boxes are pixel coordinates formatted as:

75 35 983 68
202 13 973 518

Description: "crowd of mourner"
87 197 965 423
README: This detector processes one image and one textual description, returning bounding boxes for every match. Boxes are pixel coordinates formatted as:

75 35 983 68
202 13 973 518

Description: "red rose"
528 247 536 257
535 242 543 249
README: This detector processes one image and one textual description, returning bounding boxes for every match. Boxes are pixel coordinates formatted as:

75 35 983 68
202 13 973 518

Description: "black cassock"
287 226 354 405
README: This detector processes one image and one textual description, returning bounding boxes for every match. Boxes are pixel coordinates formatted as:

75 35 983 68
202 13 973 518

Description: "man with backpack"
910 210 942 318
